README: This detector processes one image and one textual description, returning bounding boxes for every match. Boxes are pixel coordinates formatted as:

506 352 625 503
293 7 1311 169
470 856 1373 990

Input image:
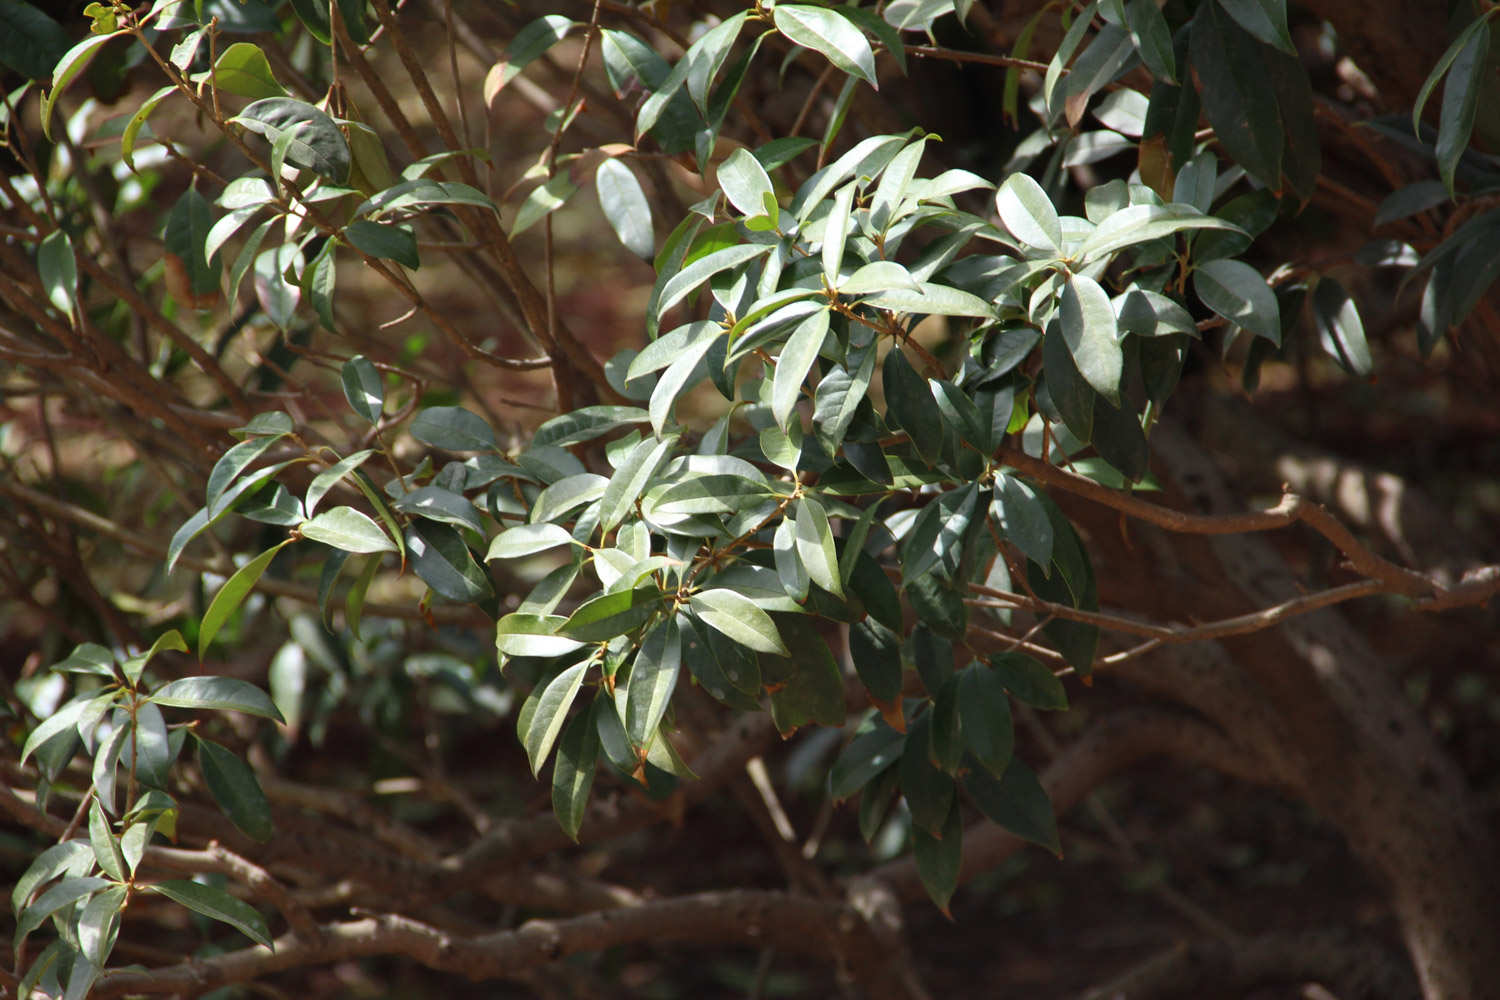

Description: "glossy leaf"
406 521 494 603
299 507 396 553
207 41 285 99
345 219 419 269
626 617 681 745
830 721 905 800
1216 0 1295 55
496 613 585 658
524 661 589 775
899 711 954 835
487 522 575 560
552 703 600 840
849 617 904 703
996 172 1061 252
795 495 842 596
958 662 1015 776
690 589 788 655
1189 0 1282 190
1078 203 1240 262
41 32 116 139
149 880 273 948
38 229 78 317
1436 20 1490 197
410 406 497 452
774 4 878 88
1312 278 1372 376
560 586 663 642
233 97 350 183
340 356 383 424
596 157 654 257
1060 273 1123 404
305 450 375 517
883 348 944 457
772 308 829 429
152 676 285 722
1194 258 1281 345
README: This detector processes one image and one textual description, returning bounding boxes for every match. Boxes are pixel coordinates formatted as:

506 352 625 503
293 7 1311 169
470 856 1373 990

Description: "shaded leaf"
152 676 285 722
196 736 274 841
149 880 273 948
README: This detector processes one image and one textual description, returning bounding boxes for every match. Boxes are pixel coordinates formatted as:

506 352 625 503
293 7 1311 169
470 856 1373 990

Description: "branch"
91 890 917 999
995 445 1441 598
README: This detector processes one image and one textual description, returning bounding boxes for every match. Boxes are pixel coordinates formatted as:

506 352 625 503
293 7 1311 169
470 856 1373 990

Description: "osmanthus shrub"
9 0 1498 992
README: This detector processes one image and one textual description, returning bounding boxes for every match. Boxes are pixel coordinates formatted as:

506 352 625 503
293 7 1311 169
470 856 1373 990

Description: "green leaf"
124 628 185 690
1059 273 1123 404
899 711 953 835
206 434 284 515
560 586 663 642
76 885 125 967
912 798 963 914
405 521 493 603
345 219 419 269
233 97 351 183
1312 279 1371 376
207 41 285 99
963 756 1060 854
496 613 585 658
121 84 176 171
992 473 1053 568
357 178 498 218
1125 0 1175 82
884 348 943 457
299 506 395 553
152 676 285 723
165 187 222 298
304 450 374 517
487 523 575 560
410 406 496 452
683 11 749 114
1413 10 1496 137
996 172 1061 252
658 244 770 318
958 662 1015 776
774 5 878 88
511 173 580 236
626 617 681 746
534 407 650 449
849 618 904 703
1077 203 1240 263
1194 258 1281 345
772 308 829 430
1436 19 1490 197
392 486 484 534
19 694 91 768
301 238 337 331
197 541 292 658
795 495 843 596
601 435 675 532
1215 0 1295 55
196 736 274 841
52 643 117 678
760 616 846 733
41 32 116 139
0 0 70 80
340 356 383 424
717 147 776 219
1189 0 1282 190
16 876 112 943
38 229 78 317
530 473 610 523
652 474 771 516
490 15 576 92
989 650 1068 710
858 282 995 318
690 589 788 655
12 840 93 914
649 326 719 435
524 661 589 775
149 880 273 948
830 720 905 800
88 800 127 882
595 157 654 258
551 703 600 840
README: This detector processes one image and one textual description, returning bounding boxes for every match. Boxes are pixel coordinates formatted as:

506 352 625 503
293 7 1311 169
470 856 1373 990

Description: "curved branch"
91 890 916 999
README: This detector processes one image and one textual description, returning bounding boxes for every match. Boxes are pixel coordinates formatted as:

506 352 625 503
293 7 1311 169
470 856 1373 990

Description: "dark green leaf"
392 486 485 535
552 703 600 840
1060 274 1123 404
52 643 117 678
38 229 78 317
1436 20 1490 196
958 662 1015 776
1090 393 1149 483
340 355 383 424
963 756 1060 854
1042 321 1095 442
690 589 788 655
0 0 71 80
992 473 1053 568
906 570 968 639
152 676 285 722
850 617 904 703
899 711 953 835
1215 0 1294 55
682 614 761 708
406 521 493 603
626 617 681 746
490 15 576 92
884 348 944 456
410 406 496 452
912 798 963 914
989 651 1067 709
345 219 419 269
88 800 127 881
830 720 905 800
165 187 222 297
16 876 111 943
233 97 350 183
1194 258 1281 345
759 616 846 733
1125 0 1175 82
149 880 273 948
1189 0 1283 189
196 736 274 841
